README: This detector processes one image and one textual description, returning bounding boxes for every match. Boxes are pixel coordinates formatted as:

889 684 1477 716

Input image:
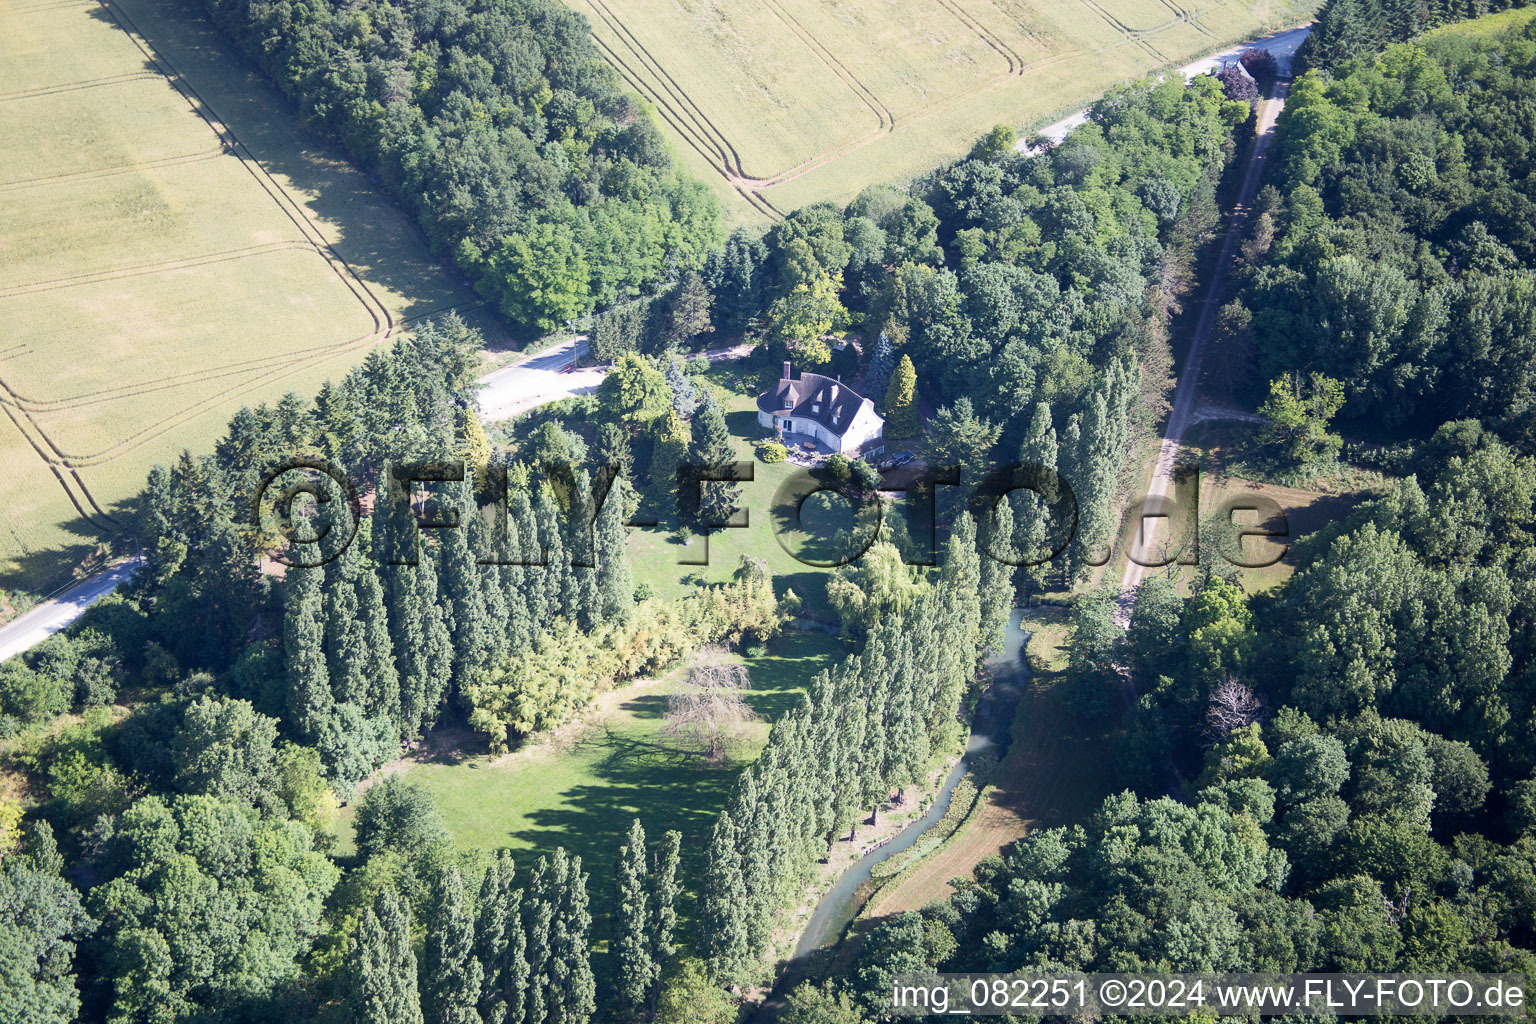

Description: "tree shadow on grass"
91 0 511 340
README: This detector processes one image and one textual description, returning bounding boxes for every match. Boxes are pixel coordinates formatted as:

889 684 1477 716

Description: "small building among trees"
756 361 884 454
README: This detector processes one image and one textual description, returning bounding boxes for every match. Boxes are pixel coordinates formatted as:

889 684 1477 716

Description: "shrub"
0 661 69 725
686 355 712 375
353 777 450 860
1240 47 1277 83
824 453 852 482
756 439 788 463
74 656 121 707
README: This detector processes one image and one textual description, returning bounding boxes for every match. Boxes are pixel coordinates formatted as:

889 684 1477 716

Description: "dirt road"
1116 80 1291 623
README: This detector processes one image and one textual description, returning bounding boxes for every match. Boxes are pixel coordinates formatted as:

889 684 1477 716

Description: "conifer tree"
570 471 601 628
423 864 483 1024
534 485 577 624
323 498 369 707
595 422 634 481
663 358 697 419
283 566 332 741
405 551 454 737
477 851 527 1024
663 270 713 348
648 411 691 524
509 484 547 643
553 850 596 1024
689 394 738 528
595 476 635 625
350 887 424 1024
522 862 554 1024
978 497 1017 662
884 355 919 438
442 478 490 692
867 332 895 405
468 502 511 670
649 829 681 988
614 819 653 1020
701 811 750 983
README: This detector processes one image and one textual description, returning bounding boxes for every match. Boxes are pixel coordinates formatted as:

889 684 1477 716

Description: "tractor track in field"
0 69 161 102
0 0 445 540
579 0 1213 212
0 144 229 192
0 240 314 299
578 0 747 174
0 299 480 468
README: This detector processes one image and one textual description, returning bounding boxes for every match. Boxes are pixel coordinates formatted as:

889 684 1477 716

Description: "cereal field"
0 0 497 592
567 0 1318 224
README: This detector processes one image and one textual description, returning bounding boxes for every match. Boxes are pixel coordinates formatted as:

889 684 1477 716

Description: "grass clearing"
623 361 859 621
0 0 496 594
1423 5 1536 38
333 629 848 936
568 0 1319 225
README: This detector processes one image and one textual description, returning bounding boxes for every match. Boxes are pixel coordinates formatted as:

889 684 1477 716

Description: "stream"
788 609 1033 962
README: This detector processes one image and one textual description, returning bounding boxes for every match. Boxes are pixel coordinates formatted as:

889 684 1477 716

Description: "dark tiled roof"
756 370 877 437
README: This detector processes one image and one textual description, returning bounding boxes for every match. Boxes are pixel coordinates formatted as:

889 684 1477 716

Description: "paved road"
0 556 141 664
1019 24 1309 154
1115 79 1293 625
476 335 606 422
476 337 758 422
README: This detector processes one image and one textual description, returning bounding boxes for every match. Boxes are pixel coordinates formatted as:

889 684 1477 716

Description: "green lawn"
1423 5 1536 38
334 628 847 939
623 362 859 621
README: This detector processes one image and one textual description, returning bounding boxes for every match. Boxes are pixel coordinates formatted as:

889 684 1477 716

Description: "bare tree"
1205 676 1264 740
663 647 759 763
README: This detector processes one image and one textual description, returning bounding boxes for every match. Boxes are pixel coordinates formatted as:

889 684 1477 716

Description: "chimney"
782 360 792 380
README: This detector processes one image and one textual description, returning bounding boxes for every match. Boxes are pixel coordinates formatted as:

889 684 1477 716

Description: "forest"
8 8 1536 1024
202 0 721 330
794 19 1536 1019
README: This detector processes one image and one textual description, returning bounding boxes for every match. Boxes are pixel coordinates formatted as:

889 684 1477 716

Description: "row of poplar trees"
700 513 991 982
282 466 635 791
348 831 681 1024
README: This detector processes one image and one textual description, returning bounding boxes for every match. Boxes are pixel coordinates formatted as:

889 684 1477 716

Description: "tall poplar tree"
935 512 983 724
1015 402 1057 598
613 819 653 1020
422 864 483 1024
702 811 750 983
283 566 332 741
979 497 1016 662
350 887 424 1024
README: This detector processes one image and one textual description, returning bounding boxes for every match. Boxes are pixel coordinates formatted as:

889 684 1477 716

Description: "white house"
756 362 884 455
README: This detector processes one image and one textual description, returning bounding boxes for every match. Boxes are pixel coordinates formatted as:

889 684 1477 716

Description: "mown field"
0 0 496 594
333 629 848 944
566 0 1320 225
623 361 871 622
